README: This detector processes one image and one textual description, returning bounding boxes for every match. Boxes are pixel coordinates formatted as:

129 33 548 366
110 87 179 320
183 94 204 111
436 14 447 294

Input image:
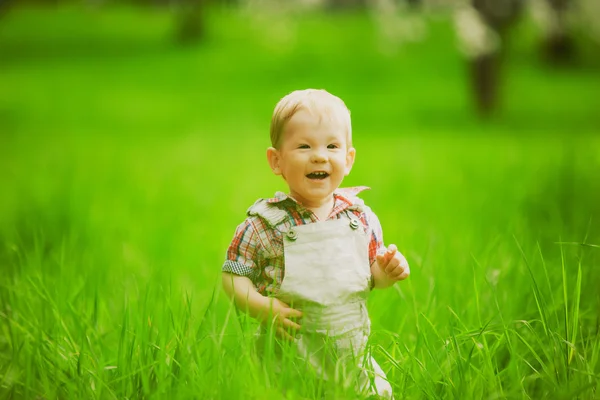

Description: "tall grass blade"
514 235 549 336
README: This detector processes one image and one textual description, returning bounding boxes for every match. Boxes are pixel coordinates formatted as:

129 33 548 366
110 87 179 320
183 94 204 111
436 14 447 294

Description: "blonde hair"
270 89 352 149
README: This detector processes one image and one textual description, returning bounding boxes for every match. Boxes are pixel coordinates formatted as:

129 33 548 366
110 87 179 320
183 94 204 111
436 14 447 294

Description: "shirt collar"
265 186 370 212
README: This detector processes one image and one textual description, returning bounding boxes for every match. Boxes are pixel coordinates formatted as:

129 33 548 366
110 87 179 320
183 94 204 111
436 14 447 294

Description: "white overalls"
250 200 393 399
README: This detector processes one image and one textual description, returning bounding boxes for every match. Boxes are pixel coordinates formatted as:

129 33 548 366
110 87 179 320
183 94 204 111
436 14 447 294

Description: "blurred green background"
1 0 599 398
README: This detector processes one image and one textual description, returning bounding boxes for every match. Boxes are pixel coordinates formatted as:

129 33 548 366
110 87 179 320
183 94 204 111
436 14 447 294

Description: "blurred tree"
454 0 525 116
541 0 575 63
0 0 12 19
174 0 205 44
472 0 525 29
579 0 600 44
327 0 367 11
405 0 421 8
369 0 427 54
473 0 524 115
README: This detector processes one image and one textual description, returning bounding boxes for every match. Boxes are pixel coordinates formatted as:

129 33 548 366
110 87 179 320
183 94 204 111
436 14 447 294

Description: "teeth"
307 171 328 179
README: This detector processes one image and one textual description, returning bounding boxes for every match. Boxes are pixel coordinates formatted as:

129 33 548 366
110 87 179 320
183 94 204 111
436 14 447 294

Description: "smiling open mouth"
306 172 329 180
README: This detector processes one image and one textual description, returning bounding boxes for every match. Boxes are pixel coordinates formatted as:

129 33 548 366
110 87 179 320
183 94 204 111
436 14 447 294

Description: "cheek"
336 156 350 170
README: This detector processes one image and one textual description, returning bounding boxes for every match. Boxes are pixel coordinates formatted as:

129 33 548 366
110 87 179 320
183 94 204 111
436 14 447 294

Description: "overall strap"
342 195 367 230
345 193 365 214
246 199 289 228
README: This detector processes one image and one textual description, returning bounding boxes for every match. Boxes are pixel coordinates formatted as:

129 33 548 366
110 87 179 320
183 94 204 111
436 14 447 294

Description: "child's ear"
344 147 356 176
267 147 282 175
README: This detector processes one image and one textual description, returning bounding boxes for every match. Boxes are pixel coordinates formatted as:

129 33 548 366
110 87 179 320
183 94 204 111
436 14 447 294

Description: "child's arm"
222 272 302 341
370 244 410 289
360 203 409 289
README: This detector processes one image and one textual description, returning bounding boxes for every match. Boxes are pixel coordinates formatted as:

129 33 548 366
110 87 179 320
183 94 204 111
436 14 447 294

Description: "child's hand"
263 298 303 341
376 244 410 281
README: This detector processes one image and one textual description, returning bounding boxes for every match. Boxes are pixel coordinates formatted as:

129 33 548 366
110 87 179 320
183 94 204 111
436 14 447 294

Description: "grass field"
1 4 599 399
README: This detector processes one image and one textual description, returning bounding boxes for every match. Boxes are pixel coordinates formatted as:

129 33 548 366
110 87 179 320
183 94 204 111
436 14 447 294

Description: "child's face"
268 110 355 208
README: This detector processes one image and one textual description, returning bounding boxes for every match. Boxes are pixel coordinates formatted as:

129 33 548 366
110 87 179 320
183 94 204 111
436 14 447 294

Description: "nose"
310 149 328 163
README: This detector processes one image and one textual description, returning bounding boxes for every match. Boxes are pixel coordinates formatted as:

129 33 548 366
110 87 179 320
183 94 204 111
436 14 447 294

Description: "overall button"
286 229 298 241
349 218 360 230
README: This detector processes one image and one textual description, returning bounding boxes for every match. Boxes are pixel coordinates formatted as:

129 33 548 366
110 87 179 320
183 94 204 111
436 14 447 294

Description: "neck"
292 195 334 221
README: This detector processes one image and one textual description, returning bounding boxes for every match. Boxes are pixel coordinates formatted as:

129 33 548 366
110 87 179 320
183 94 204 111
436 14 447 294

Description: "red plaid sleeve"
222 219 260 282
363 206 386 266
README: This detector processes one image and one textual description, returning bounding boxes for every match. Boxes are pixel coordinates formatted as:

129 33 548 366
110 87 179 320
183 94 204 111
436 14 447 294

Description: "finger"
401 265 410 278
383 245 397 264
376 254 389 269
282 318 301 332
389 266 404 279
276 326 295 341
390 266 406 279
379 249 394 266
390 264 410 280
398 253 409 268
385 258 401 274
377 252 388 262
387 244 398 255
396 270 410 280
284 308 303 319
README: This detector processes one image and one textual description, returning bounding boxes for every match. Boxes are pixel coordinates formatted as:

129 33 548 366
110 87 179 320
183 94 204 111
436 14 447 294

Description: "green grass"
1 4 599 399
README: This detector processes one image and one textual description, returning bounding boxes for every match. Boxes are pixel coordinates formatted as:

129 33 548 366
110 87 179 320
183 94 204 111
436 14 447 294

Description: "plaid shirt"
223 187 386 296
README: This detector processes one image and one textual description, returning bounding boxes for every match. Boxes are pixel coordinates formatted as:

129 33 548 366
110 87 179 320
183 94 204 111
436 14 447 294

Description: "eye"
327 144 340 149
298 144 310 149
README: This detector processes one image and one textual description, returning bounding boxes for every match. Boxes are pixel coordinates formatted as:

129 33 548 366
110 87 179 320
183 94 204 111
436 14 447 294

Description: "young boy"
222 89 410 398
